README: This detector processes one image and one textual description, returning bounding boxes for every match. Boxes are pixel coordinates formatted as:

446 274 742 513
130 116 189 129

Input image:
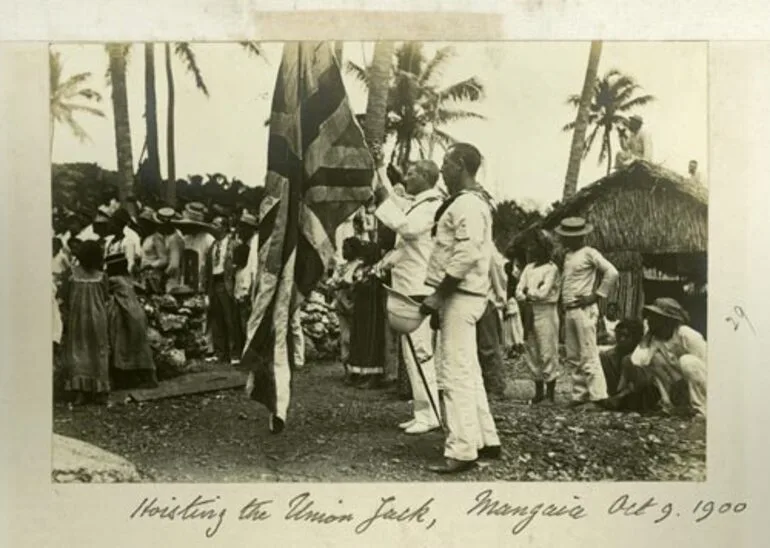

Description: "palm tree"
563 41 602 199
143 43 162 190
362 41 394 164
347 42 485 172
161 41 264 206
106 43 135 209
563 66 655 179
49 50 105 156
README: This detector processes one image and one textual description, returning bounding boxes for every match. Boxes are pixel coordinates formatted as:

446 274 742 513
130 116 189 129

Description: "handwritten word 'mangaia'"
467 489 587 535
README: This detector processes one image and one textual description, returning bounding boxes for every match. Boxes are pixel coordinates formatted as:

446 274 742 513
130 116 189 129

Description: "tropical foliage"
492 199 544 260
563 69 655 175
49 50 105 154
347 42 485 171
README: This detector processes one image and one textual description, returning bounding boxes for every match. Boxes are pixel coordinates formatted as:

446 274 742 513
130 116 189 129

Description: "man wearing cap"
372 159 444 435
606 297 707 417
420 142 501 474
176 202 216 293
157 207 185 292
556 217 619 407
206 216 243 365
617 114 653 168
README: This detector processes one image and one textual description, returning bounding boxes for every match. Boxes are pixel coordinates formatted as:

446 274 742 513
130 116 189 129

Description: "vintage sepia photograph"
49 40 707 483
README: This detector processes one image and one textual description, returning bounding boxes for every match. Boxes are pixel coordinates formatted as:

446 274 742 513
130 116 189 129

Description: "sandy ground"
52 358 706 483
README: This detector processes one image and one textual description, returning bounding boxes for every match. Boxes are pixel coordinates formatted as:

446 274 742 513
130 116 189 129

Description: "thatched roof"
520 161 708 256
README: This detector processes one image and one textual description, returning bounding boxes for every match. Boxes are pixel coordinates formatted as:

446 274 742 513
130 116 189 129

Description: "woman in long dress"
345 238 387 388
104 209 158 390
62 240 111 405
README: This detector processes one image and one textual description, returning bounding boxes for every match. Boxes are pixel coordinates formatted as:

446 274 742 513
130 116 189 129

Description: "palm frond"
62 110 90 142
431 127 458 148
174 42 209 97
419 46 455 86
74 88 103 102
438 77 485 102
56 72 94 98
239 41 265 60
62 102 105 117
434 108 486 125
566 93 582 107
618 94 656 111
345 60 370 87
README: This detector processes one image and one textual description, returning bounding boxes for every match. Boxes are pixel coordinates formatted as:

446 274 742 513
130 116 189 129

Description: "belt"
212 273 226 282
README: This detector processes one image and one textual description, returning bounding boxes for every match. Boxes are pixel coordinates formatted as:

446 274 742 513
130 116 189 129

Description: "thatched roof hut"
517 161 708 324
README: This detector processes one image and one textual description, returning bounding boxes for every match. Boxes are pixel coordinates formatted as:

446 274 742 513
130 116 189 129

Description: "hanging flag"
242 42 374 433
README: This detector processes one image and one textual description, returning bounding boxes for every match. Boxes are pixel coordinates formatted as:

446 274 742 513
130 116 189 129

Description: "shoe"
399 419 417 430
404 422 440 435
546 381 556 403
230 358 241 366
477 445 502 460
429 458 477 474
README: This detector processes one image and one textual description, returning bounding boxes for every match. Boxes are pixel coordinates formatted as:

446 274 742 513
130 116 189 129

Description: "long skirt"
525 303 559 382
64 278 110 394
108 276 157 389
347 278 386 376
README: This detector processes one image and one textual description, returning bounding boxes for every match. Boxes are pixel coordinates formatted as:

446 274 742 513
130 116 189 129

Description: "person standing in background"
516 230 561 405
157 207 185 293
555 217 619 409
206 216 242 365
176 202 216 294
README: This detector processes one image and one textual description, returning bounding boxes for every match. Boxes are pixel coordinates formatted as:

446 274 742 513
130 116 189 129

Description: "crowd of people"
51 139 708 474
51 196 287 404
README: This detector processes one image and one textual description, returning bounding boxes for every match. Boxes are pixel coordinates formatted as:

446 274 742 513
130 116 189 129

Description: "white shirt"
246 233 260 299
488 250 509 309
77 224 99 242
631 325 707 367
375 187 442 297
211 235 231 276
104 226 143 273
516 261 561 304
425 189 494 297
234 267 251 302
561 246 619 307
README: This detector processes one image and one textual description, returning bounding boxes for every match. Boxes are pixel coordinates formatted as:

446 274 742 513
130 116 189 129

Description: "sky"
51 41 707 211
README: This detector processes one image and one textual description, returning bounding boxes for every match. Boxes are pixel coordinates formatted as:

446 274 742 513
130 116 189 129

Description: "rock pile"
52 434 148 483
138 292 211 380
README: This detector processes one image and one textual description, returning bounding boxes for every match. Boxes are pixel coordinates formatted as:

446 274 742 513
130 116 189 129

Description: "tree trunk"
605 129 612 176
334 41 344 66
363 41 394 166
164 43 176 206
107 44 135 211
563 41 602 199
144 43 162 193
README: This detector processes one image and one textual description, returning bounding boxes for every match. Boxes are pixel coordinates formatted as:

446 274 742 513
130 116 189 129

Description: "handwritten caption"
725 305 755 334
128 490 748 538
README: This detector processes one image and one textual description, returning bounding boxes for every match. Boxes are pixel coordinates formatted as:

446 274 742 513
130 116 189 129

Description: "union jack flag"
242 42 374 433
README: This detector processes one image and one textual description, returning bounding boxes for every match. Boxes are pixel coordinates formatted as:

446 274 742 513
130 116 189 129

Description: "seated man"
599 318 644 396
602 298 707 417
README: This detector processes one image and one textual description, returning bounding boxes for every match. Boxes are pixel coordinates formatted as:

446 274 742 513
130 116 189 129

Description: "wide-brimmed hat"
643 297 690 324
384 286 427 334
629 114 643 123
174 202 212 229
157 207 181 223
554 217 593 237
238 211 259 228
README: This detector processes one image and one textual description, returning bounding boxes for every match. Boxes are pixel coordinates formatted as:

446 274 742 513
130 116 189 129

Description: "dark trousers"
476 301 506 396
210 277 243 361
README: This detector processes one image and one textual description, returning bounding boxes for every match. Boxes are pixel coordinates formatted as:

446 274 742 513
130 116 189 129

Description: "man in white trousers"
373 160 444 435
421 142 501 474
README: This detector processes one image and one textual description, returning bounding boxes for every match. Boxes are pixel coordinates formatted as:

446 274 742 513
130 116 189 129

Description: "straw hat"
157 207 181 223
384 285 427 334
174 202 212 230
554 217 593 237
643 297 690 324
138 207 160 224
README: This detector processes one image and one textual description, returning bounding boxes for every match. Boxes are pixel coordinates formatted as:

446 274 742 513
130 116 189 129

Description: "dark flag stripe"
242 41 374 432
